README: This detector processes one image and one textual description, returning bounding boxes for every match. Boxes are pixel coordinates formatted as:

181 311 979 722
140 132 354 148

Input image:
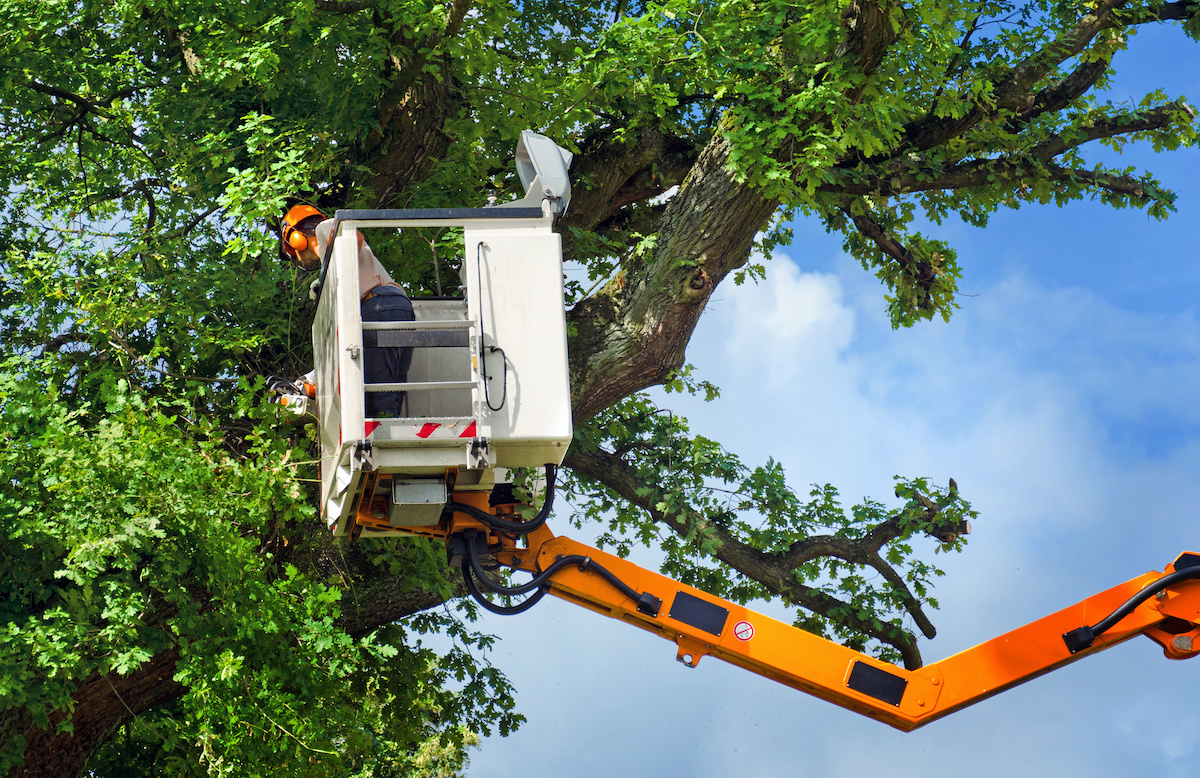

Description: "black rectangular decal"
668 591 729 636
846 661 907 706
1175 553 1200 570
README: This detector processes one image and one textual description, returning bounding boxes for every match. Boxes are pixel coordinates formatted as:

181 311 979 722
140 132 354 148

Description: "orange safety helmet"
279 204 325 261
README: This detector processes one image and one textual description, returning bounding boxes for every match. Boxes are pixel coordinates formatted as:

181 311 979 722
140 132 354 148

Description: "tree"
1 0 1196 774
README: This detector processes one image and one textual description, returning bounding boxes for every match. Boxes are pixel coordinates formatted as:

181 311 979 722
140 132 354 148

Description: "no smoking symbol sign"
733 620 755 641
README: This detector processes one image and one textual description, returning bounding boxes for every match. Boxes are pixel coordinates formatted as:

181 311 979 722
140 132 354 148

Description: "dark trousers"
361 287 415 417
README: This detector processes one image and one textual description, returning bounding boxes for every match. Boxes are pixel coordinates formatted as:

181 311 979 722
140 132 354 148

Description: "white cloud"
717 256 856 378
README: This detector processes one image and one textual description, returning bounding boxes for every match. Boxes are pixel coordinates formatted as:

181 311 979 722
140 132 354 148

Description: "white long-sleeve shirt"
314 219 406 300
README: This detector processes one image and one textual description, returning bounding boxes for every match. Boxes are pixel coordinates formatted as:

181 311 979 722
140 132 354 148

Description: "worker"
279 204 414 417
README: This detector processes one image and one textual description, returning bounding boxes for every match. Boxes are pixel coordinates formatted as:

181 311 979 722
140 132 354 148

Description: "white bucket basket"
313 201 573 535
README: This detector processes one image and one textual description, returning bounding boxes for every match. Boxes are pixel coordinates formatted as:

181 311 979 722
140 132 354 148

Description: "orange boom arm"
435 488 1200 731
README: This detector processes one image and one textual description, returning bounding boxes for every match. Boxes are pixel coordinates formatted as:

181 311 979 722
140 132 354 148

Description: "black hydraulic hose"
474 242 509 412
463 529 662 617
461 562 548 616
573 556 641 604
464 529 640 604
483 345 508 412
1063 565 1200 653
465 530 560 596
452 464 557 535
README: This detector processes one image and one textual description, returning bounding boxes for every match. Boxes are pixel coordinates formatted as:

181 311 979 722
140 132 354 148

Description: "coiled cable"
460 528 662 618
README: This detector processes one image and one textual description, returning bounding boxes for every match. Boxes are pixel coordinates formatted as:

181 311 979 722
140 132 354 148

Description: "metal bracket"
352 440 375 472
466 437 491 470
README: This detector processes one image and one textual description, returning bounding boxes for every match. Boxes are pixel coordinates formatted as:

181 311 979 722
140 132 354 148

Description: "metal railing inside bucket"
361 300 477 423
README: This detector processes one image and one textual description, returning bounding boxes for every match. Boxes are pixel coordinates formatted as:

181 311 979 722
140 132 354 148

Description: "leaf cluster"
0 359 515 775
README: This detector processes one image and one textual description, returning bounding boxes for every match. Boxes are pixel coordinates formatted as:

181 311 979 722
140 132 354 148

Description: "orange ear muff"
287 229 309 252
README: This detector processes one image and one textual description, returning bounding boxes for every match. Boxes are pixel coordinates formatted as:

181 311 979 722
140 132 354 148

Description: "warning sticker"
733 620 755 642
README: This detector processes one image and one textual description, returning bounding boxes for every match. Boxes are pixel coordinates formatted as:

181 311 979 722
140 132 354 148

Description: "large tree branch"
377 0 472 108
354 0 473 206
776 0 906 153
857 0 1133 167
839 201 937 282
1154 0 1200 20
39 331 91 355
991 0 1128 110
819 101 1184 202
307 539 454 638
1026 102 1191 159
1005 58 1110 133
828 156 1166 200
11 648 185 778
23 80 110 117
563 445 937 669
836 0 907 80
558 125 698 262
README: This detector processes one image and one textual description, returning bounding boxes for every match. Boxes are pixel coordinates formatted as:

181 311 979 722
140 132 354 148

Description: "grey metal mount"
467 437 491 470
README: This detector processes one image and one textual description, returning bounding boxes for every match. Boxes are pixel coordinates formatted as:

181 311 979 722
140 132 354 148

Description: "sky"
464 23 1200 778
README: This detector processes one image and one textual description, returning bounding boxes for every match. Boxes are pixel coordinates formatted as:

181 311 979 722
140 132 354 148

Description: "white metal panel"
313 229 367 533
314 239 343 521
334 228 364 443
463 221 572 467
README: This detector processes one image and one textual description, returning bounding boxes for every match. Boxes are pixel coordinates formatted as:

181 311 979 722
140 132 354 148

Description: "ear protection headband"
280 204 325 256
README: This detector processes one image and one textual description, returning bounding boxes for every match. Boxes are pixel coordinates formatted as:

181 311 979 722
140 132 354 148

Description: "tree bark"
10 650 182 778
568 130 779 421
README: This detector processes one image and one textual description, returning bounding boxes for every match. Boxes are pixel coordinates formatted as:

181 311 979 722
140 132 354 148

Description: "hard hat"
279 204 325 262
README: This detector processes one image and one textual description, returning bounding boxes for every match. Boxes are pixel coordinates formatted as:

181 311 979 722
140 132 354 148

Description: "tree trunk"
10 650 182 778
568 130 779 421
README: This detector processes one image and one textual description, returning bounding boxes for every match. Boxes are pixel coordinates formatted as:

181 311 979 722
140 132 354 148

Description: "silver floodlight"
498 130 573 214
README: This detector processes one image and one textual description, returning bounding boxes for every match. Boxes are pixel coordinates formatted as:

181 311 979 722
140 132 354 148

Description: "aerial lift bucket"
311 132 574 536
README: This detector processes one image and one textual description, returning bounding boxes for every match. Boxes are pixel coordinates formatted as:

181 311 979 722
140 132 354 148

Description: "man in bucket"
280 204 414 418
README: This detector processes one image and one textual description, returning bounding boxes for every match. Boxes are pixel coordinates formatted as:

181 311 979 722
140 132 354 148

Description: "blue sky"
466 22 1200 778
